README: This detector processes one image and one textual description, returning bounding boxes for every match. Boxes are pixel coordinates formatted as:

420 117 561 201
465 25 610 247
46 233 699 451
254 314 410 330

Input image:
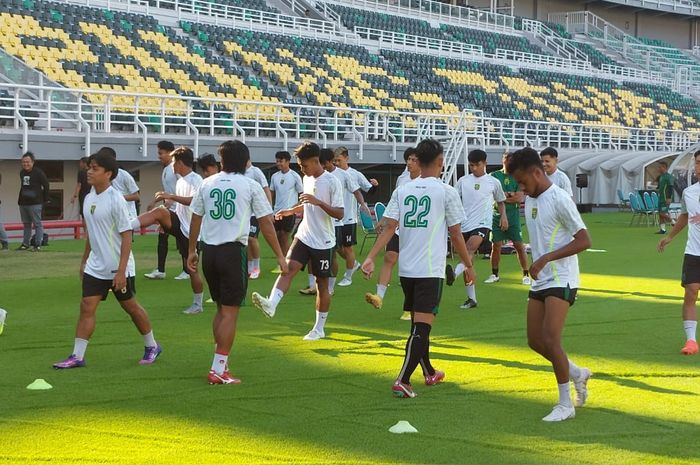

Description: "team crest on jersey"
474 184 480 191
280 178 285 184
504 178 510 185
531 207 538 219
90 204 96 215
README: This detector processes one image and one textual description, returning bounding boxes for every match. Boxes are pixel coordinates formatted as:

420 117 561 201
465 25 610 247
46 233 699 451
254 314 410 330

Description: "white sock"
253 258 260 269
660 223 666 232
558 382 572 407
212 352 228 375
684 320 697 341
344 269 354 280
143 330 157 348
270 288 284 308
73 338 89 360
248 260 254 273
308 273 316 288
328 277 336 293
568 359 582 380
313 311 328 333
466 284 476 301
377 284 388 298
130 217 141 230
193 293 203 307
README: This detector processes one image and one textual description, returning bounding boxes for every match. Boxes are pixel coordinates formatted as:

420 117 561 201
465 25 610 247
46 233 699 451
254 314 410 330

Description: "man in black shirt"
17 152 49 251
71 157 90 219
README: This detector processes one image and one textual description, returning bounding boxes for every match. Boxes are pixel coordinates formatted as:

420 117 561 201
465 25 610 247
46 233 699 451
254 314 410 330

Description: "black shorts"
248 217 260 238
682 254 700 286
386 233 399 254
274 215 295 233
165 211 189 259
462 228 490 242
82 273 136 301
528 286 577 307
202 242 247 306
334 225 343 249
400 277 444 314
288 238 334 278
340 223 357 247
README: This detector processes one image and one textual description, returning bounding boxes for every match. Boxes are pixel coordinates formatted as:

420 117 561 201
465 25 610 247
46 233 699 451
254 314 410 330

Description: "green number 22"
209 188 236 220
403 195 431 228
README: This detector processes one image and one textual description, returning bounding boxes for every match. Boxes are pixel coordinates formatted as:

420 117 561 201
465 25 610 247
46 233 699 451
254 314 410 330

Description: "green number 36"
209 188 236 220
403 195 430 228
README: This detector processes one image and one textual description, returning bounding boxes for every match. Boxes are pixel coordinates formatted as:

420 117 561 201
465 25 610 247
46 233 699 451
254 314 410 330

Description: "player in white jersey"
245 161 272 279
658 149 700 355
365 147 421 320
144 141 181 281
455 149 507 309
53 151 161 369
361 139 475 398
197 153 220 179
508 147 592 422
541 147 573 198
269 150 303 256
130 147 206 315
333 146 379 286
97 146 141 221
187 140 287 385
252 142 344 341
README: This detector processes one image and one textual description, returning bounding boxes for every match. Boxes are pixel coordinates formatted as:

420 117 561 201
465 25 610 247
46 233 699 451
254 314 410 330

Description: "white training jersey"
295 171 344 250
345 166 373 192
270 169 303 213
111 169 139 219
525 184 587 291
245 165 269 188
548 169 573 196
162 162 178 211
455 173 506 233
384 177 465 278
681 182 700 257
82 186 136 280
330 167 360 225
190 172 272 247
175 171 203 238
396 170 417 188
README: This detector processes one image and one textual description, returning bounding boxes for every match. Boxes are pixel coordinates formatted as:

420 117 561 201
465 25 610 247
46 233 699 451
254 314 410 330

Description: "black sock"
523 269 529 277
419 324 435 376
399 322 431 384
492 268 499 276
157 232 168 272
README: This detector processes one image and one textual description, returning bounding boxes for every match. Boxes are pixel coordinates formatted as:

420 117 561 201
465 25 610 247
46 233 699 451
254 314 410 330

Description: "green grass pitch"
1 212 699 464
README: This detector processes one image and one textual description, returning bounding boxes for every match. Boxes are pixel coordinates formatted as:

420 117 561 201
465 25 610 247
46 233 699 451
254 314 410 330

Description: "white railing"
0 83 695 155
600 64 674 86
600 0 700 15
355 27 483 59
521 19 589 63
494 49 591 72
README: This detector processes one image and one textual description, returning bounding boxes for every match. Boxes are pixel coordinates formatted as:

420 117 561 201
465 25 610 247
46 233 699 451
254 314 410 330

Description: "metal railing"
520 18 589 63
600 0 700 15
355 27 483 59
493 49 591 72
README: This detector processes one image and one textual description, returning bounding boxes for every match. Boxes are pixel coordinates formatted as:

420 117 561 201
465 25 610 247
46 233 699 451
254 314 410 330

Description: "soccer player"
334 146 379 287
485 152 531 285
508 147 592 422
144 141 180 280
131 147 205 314
540 147 573 197
187 140 287 384
658 149 700 355
53 151 161 369
656 161 674 234
361 139 475 398
245 160 272 279
456 149 507 309
269 150 303 256
365 147 421 321
198 153 220 178
97 147 140 222
252 142 344 341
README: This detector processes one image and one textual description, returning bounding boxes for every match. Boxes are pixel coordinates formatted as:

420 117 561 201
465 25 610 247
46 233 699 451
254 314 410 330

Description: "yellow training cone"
389 421 418 434
26 379 53 390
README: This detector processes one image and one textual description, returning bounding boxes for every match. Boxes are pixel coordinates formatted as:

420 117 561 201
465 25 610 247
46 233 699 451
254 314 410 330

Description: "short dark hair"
21 151 35 161
334 146 349 158
694 149 700 159
172 146 194 168
295 141 320 161
659 161 668 168
319 148 335 164
275 150 291 161
79 156 89 164
540 147 558 158
97 146 117 159
218 140 249 174
467 149 487 163
507 147 543 174
198 153 218 170
403 147 417 162
89 151 119 181
157 140 175 152
415 138 443 167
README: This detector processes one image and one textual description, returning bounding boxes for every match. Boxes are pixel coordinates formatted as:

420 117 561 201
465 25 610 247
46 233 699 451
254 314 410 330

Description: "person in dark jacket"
17 152 49 251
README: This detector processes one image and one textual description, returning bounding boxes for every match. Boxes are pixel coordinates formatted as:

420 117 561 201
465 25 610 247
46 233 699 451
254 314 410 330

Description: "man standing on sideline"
484 152 531 286
508 147 592 422
0 173 9 250
540 147 573 198
70 157 90 221
245 160 272 279
252 142 344 341
656 161 674 235
269 150 302 258
53 151 161 369
658 149 700 355
361 139 475 398
187 140 288 384
145 141 181 280
17 152 49 251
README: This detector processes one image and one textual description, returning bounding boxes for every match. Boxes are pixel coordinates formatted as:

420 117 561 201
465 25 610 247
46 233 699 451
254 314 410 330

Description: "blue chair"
358 208 377 254
629 192 642 226
374 202 386 223
617 189 630 211
643 191 658 226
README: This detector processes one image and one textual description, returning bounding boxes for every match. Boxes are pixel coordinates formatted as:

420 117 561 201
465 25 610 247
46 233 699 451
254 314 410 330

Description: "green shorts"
492 212 522 243
658 198 669 213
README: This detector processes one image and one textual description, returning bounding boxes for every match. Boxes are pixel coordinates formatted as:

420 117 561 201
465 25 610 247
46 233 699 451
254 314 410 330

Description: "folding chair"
358 208 377 255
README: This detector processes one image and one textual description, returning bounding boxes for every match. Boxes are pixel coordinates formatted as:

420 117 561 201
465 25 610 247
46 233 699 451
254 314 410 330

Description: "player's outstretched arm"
299 193 343 220
187 214 203 273
258 214 289 274
530 229 591 280
274 203 303 220
361 218 398 278
449 224 475 285
353 189 372 216
658 213 688 253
